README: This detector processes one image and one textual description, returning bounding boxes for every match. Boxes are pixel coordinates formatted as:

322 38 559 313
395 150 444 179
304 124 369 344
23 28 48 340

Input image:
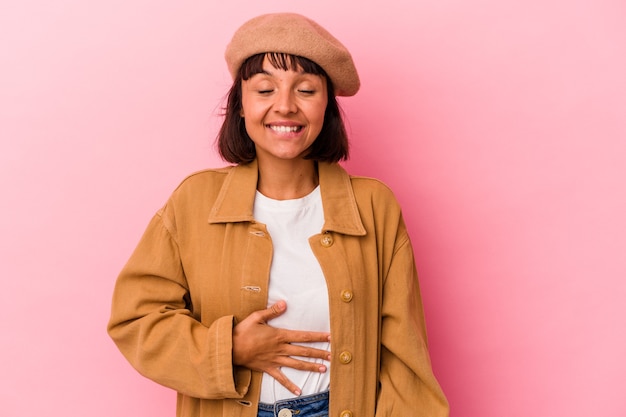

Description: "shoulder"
167 165 233 199
350 174 395 194
345 173 410 247
175 166 233 190
349 174 401 210
156 165 235 216
323 162 399 203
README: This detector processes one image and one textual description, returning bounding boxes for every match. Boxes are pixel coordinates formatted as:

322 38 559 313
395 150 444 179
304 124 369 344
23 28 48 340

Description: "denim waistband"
257 391 329 417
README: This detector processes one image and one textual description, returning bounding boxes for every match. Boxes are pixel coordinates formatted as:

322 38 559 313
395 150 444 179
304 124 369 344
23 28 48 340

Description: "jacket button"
320 234 334 247
339 351 352 364
340 410 353 417
340 290 353 303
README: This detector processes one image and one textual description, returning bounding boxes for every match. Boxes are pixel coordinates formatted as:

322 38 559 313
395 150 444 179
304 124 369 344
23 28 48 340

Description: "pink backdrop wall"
2 1 625 416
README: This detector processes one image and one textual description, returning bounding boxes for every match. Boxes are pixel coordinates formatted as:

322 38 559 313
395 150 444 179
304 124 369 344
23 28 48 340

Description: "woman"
108 13 449 417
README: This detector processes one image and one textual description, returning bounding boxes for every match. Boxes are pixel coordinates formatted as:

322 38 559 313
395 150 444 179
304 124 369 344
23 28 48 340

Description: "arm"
376 231 449 417
107 212 251 399
107 210 331 398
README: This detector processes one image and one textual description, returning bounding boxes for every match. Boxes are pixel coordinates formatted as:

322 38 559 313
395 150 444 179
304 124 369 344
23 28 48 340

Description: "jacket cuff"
209 315 251 398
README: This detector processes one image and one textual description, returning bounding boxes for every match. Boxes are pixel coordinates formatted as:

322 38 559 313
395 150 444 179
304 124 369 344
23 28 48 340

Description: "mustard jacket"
108 160 449 417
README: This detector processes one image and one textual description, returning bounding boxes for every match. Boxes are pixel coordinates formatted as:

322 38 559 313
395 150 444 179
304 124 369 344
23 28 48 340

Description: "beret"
225 13 360 96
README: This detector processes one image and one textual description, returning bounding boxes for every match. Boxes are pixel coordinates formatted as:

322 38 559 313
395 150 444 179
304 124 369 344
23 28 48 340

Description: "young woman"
108 13 449 417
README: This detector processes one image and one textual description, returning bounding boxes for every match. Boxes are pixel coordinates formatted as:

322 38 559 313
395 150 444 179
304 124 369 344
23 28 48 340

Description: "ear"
239 109 244 118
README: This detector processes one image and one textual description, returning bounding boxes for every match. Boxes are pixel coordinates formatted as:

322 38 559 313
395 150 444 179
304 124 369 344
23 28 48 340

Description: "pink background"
2 1 625 416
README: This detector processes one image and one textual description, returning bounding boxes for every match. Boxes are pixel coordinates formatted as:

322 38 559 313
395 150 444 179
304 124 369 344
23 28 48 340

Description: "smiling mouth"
267 124 303 133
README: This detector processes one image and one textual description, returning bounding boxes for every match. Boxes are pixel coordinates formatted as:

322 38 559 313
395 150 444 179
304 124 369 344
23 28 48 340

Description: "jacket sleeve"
376 227 449 416
107 210 251 399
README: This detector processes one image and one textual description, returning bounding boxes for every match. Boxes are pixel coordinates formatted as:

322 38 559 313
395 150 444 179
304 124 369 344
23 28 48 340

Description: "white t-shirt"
253 186 331 403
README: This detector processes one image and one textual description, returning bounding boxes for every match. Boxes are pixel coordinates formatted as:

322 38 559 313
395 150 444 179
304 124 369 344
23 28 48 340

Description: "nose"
273 89 297 114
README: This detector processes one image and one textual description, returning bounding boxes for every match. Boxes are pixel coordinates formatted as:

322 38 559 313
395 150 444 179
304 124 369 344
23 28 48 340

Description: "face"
240 57 328 164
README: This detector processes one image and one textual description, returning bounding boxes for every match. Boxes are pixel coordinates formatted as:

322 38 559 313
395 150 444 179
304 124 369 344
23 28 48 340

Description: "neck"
256 158 318 200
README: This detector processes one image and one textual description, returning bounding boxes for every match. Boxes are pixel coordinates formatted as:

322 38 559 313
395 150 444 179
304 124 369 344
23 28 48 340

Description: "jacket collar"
208 159 366 236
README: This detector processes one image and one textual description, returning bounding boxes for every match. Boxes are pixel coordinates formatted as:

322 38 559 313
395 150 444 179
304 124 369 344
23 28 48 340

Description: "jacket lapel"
208 160 367 237
207 160 258 224
318 162 366 237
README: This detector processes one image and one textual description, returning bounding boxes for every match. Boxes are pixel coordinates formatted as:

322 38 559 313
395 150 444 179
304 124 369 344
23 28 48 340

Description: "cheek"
241 98 270 122
240 88 258 119
312 101 328 128
243 117 260 142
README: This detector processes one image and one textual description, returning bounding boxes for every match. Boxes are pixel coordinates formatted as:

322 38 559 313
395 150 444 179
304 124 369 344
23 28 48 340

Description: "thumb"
258 300 287 322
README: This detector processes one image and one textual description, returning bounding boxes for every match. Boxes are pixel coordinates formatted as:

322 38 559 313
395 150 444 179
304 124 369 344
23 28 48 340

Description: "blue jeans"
257 391 329 417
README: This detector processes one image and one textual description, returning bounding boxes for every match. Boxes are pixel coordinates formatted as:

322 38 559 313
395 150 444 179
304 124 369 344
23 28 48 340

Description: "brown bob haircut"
217 52 349 164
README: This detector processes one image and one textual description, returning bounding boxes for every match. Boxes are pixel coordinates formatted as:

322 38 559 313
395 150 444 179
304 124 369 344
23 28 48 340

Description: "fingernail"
294 389 302 396
319 365 327 373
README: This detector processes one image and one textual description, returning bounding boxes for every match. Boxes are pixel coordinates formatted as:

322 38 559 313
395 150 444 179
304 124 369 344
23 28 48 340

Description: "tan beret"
225 13 360 96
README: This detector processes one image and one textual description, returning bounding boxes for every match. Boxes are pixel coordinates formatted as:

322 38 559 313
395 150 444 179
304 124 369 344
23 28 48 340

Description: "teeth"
270 125 300 133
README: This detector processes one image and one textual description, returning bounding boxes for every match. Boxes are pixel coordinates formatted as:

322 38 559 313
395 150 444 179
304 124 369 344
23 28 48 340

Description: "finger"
276 356 329 373
281 329 331 344
267 368 302 396
284 344 332 362
255 300 287 323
